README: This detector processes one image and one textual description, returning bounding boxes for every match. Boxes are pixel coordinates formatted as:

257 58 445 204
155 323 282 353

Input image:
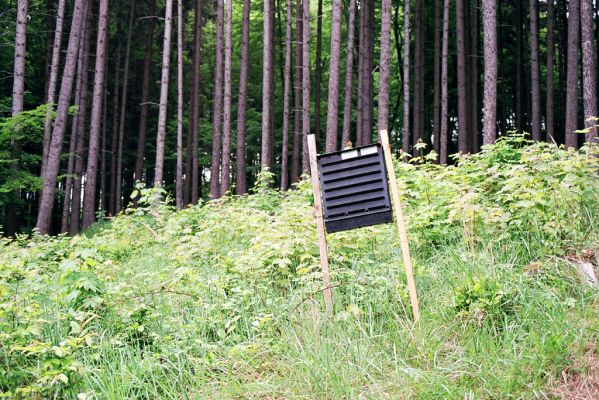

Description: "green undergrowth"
2 136 599 399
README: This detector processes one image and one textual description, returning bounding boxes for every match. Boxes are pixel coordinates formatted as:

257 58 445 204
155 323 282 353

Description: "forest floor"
2 136 599 399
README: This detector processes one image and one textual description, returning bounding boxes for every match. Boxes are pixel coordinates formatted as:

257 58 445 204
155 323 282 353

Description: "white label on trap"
360 146 378 156
341 150 359 160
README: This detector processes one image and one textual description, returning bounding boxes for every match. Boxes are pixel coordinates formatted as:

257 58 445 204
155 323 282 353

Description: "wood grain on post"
380 129 421 323
307 134 334 313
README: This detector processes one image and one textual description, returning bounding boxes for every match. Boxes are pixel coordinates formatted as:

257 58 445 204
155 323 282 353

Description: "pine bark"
154 0 174 187
456 0 469 153
470 0 479 152
565 0 580 149
220 0 233 194
190 0 203 203
42 0 65 178
261 0 274 171
581 0 597 143
36 0 87 235
291 0 303 182
109 47 121 215
116 0 136 212
530 0 541 140
176 0 184 209
134 0 156 184
546 0 554 141
402 0 411 156
440 0 450 163
302 0 311 173
236 0 250 194
324 0 343 151
341 0 356 148
209 0 224 197
433 0 441 156
280 0 293 190
482 0 497 145
516 0 524 133
413 0 423 150
377 0 392 134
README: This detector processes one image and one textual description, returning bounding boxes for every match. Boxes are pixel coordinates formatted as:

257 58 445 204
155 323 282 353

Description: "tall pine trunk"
530 0 541 140
220 0 233 194
134 0 156 184
413 0 423 150
36 0 87 235
581 0 597 143
42 0 65 178
291 0 303 182
470 0 479 152
82 0 109 229
261 0 275 172
433 0 441 156
190 0 203 203
482 0 497 145
341 0 356 148
546 0 554 141
324 0 343 151
440 0 450 163
175 0 184 209
154 0 174 188
456 0 469 153
236 0 250 194
377 0 392 134
116 0 136 212
565 0 580 149
402 0 411 156
301 0 311 173
280 0 293 190
109 47 121 215
209 0 224 198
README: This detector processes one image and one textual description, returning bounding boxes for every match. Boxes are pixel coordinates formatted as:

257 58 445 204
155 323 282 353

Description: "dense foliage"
1 137 599 398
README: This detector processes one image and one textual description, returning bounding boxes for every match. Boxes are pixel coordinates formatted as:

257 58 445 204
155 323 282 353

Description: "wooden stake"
380 129 421 323
307 134 334 313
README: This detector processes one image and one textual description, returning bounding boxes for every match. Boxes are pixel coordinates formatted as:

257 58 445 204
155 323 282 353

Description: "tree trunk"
530 0 541 140
236 0 250 194
377 0 392 134
280 0 293 189
402 0 411 156
470 0 479 152
6 0 29 236
314 0 323 142
36 0 87 235
482 0 497 145
190 0 203 203
433 0 441 156
324 0 343 151
154 0 174 187
581 0 597 143
175 0 184 209
546 0 554 141
134 0 156 184
440 0 450 163
109 47 121 215
291 0 303 182
220 0 233 194
209 0 224 198
116 0 136 212
70 9 91 235
261 0 274 172
302 0 311 173
516 0 524 133
413 0 422 150
42 0 65 178
565 0 580 149
341 0 356 148
456 0 469 154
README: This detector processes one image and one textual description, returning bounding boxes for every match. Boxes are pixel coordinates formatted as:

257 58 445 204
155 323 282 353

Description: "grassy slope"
2 138 599 399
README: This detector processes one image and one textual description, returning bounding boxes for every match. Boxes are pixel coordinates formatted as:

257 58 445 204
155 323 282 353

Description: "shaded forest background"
0 0 597 236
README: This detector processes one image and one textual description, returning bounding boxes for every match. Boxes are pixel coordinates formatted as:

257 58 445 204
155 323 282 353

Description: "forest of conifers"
1 0 598 236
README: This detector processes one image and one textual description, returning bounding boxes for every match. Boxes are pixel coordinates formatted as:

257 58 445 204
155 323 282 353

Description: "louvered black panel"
317 144 392 233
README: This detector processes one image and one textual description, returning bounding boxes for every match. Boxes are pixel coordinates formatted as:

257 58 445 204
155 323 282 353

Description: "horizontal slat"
324 181 385 199
319 151 379 168
320 157 381 175
321 163 382 183
326 197 388 213
324 189 385 207
322 173 384 191
327 204 389 219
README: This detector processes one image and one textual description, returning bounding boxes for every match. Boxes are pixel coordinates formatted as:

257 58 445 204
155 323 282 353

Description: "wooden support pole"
307 134 334 313
380 129 421 323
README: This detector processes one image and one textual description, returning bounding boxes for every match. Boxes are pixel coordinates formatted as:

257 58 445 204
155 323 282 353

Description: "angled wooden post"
380 129 420 323
307 134 334 313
